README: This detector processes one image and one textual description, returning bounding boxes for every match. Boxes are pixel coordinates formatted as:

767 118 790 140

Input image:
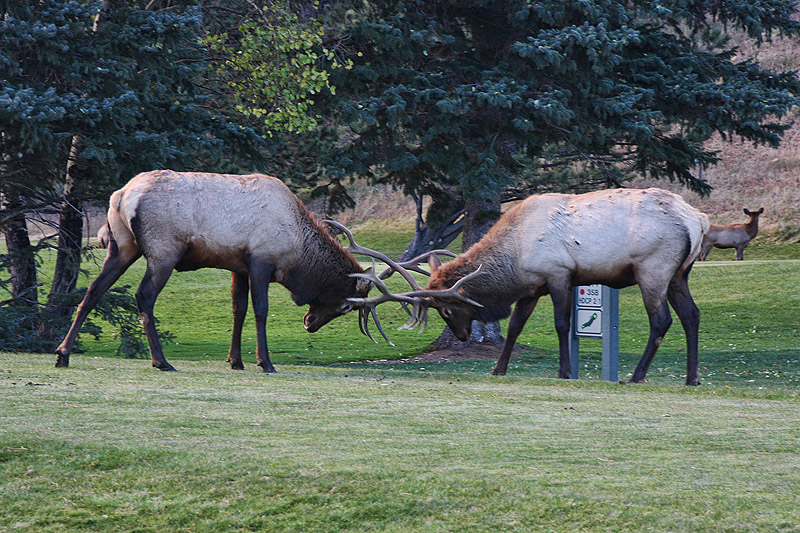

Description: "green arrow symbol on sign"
581 313 598 329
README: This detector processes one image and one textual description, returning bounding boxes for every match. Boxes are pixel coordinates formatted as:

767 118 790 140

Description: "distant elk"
698 208 764 261
357 188 710 385
55 170 439 372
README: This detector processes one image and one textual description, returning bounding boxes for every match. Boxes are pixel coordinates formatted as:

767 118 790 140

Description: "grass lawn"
1 353 799 532
2 236 799 530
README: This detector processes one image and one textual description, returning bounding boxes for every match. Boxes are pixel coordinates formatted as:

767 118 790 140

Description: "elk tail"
684 211 711 268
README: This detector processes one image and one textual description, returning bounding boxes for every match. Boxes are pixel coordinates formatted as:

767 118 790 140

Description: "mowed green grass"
3 235 799 530
1 354 799 532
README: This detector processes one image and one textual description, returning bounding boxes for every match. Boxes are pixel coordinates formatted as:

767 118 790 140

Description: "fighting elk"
55 170 439 372
698 208 763 261
357 188 710 385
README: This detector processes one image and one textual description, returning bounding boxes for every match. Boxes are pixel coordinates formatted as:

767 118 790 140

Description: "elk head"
303 276 372 333
419 255 484 341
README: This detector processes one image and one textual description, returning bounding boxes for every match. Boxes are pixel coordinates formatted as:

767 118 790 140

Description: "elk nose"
304 312 319 332
455 329 470 342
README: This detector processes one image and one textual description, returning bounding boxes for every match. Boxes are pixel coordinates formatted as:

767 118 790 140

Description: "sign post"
569 284 619 382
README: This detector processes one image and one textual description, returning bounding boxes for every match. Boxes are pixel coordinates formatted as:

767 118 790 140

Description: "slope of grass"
6 237 800 531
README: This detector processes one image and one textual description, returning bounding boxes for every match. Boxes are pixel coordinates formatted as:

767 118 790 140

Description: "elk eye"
339 303 353 314
442 309 453 319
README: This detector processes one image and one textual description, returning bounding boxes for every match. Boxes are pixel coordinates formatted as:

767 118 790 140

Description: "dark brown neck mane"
745 214 760 238
286 205 364 306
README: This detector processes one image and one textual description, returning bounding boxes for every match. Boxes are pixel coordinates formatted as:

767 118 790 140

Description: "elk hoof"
153 362 176 372
257 362 277 373
54 351 69 368
229 361 245 370
490 369 506 376
686 379 701 386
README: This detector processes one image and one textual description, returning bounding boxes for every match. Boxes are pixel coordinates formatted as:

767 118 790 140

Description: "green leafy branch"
206 1 351 135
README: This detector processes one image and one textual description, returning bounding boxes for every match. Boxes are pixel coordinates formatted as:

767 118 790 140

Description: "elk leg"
698 240 712 261
550 283 573 379
55 242 141 367
136 259 177 371
492 296 540 376
630 297 672 383
735 246 744 260
668 272 701 386
227 272 249 370
246 258 276 373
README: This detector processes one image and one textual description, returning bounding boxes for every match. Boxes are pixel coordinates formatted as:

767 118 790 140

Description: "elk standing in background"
360 188 710 385
55 170 377 372
698 208 764 261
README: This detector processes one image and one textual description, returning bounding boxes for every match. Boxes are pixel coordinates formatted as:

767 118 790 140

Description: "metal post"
570 284 619 382
569 289 580 379
600 286 619 382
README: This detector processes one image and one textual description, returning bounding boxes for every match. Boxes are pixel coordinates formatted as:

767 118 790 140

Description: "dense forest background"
3 0 800 354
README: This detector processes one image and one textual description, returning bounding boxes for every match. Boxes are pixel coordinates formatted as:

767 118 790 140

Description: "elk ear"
356 266 374 293
356 276 372 293
428 253 442 272
757 207 764 214
743 208 750 215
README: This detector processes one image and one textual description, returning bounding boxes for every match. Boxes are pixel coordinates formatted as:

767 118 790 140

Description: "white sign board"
574 284 603 337
575 284 603 308
570 285 619 381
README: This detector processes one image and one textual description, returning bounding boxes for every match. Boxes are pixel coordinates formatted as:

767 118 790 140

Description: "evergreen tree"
321 0 800 210
307 0 800 346
0 0 268 353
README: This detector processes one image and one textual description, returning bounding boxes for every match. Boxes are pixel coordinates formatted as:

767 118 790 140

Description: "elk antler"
325 219 425 290
347 270 421 346
325 219 484 344
377 249 457 280
325 219 455 282
347 265 485 342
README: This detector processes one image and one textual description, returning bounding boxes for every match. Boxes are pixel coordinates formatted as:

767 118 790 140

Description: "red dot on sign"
580 289 585 295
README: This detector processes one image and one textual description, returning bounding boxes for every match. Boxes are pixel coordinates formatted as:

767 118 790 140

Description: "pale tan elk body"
417 188 710 385
55 170 369 372
698 208 763 261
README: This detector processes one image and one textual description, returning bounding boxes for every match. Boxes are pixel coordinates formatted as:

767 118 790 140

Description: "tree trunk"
399 192 464 261
430 195 504 350
37 1 109 340
47 196 83 305
2 199 38 308
39 136 85 339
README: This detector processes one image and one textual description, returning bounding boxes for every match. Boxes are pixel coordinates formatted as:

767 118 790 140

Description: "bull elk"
358 188 710 385
698 208 763 261
55 170 440 372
